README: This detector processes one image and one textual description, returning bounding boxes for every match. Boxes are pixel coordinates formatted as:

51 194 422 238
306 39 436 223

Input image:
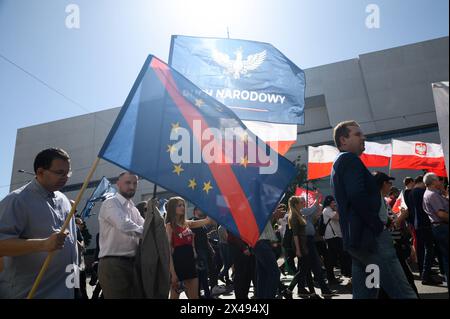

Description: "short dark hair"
33 148 70 173
322 195 335 208
118 171 138 179
333 120 360 149
389 187 400 196
403 177 414 186
414 175 424 184
372 171 395 190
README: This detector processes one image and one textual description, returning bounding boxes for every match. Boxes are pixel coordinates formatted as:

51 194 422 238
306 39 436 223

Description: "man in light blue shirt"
0 148 78 299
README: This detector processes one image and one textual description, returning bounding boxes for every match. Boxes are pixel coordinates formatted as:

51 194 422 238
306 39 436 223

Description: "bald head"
117 172 138 199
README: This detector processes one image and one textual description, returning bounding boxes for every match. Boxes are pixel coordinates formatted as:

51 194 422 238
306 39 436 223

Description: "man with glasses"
0 148 78 298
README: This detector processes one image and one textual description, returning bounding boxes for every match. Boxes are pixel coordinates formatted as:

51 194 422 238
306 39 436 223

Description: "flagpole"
27 157 101 299
152 183 157 199
388 139 393 176
306 180 309 207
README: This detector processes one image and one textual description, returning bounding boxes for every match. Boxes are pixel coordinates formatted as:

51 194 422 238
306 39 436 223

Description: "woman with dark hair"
165 197 212 299
322 195 352 279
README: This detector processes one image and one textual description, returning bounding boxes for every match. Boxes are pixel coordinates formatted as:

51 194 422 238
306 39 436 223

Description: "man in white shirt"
98 172 144 298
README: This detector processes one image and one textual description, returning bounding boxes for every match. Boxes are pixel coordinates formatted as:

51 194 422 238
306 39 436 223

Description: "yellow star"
203 181 213 194
240 155 249 168
173 164 184 176
195 99 205 108
171 122 180 133
188 178 197 190
167 144 177 154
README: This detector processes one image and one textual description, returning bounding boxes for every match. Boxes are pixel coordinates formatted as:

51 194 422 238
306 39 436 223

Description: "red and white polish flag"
295 187 323 207
360 141 392 168
391 139 447 176
307 145 339 180
243 121 297 155
392 191 409 214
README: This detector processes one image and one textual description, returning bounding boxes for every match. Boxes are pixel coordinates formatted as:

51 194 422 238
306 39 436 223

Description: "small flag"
392 191 408 214
295 187 323 207
79 177 116 220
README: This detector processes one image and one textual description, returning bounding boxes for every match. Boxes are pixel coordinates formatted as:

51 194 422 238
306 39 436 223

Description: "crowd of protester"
0 120 448 299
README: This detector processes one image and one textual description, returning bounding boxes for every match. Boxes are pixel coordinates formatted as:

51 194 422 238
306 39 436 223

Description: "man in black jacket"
331 120 417 299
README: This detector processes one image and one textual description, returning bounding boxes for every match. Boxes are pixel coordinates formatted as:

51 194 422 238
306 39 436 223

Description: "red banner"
295 187 323 207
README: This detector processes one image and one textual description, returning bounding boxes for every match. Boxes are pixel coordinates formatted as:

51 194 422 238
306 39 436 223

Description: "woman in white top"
322 195 352 278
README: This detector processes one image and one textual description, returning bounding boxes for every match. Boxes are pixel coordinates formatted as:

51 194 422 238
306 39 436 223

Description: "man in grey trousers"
98 172 144 298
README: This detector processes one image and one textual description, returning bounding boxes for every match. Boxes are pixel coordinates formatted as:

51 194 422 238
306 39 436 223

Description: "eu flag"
169 35 305 125
98 56 296 246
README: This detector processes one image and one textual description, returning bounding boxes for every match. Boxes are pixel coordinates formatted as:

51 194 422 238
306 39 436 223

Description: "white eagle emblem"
212 47 266 79
415 143 427 156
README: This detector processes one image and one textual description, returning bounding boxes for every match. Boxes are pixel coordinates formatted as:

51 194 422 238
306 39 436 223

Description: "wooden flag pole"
27 157 101 299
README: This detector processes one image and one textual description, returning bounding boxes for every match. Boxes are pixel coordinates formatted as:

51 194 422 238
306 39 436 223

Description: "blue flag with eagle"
98 55 296 246
169 35 305 125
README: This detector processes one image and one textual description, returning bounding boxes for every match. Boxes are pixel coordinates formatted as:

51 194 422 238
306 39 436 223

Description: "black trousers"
230 244 256 299
315 240 335 281
326 237 352 277
415 226 435 279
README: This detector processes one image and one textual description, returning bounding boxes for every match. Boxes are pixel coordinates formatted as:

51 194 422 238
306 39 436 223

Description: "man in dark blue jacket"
331 120 417 299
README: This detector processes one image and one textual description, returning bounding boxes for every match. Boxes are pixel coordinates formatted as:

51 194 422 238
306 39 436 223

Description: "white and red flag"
295 187 323 207
307 145 339 180
243 121 297 155
392 191 409 214
391 140 447 177
360 141 392 167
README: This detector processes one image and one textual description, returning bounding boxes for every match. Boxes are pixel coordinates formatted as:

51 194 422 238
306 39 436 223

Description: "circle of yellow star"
167 144 177 154
188 178 197 190
173 164 184 176
202 181 213 194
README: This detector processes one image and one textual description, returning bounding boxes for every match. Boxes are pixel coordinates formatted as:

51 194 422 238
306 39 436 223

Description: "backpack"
317 214 331 237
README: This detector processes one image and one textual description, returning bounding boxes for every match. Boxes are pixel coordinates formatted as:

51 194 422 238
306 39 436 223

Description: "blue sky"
0 0 448 199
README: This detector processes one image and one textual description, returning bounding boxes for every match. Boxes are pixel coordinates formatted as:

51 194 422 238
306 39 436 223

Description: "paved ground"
86 265 448 299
